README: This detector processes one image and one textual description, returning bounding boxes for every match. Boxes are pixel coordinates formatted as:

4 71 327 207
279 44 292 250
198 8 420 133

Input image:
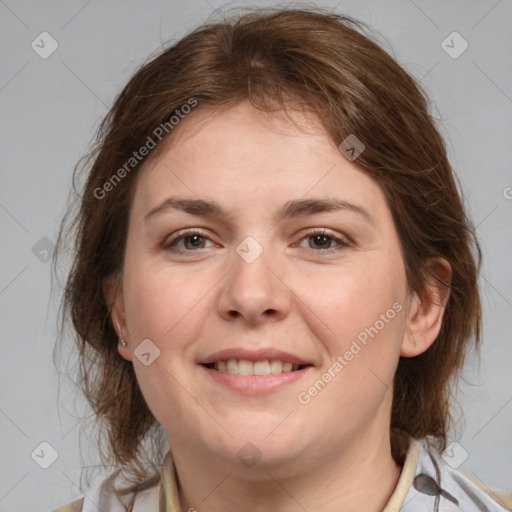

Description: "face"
112 101 419 475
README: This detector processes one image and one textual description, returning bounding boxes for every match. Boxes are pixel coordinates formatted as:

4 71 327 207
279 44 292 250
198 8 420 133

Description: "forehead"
130 101 387 221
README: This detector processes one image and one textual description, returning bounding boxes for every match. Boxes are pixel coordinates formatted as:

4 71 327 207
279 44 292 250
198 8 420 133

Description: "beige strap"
50 496 85 512
382 438 420 512
160 450 182 511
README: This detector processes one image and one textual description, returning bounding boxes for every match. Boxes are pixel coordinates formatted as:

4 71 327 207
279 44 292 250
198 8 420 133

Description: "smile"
203 359 311 375
200 362 314 394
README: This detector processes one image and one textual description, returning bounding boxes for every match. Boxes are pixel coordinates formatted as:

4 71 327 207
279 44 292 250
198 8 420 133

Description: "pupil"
187 235 203 249
313 235 329 248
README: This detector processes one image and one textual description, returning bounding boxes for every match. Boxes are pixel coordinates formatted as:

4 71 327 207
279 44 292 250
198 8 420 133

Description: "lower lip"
200 365 313 394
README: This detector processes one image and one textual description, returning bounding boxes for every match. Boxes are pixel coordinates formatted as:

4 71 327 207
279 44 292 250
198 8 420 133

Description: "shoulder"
48 476 160 512
401 437 512 511
458 467 512 511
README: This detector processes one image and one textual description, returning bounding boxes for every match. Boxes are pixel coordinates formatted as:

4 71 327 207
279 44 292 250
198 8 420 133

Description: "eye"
297 229 350 253
163 228 350 255
163 230 214 253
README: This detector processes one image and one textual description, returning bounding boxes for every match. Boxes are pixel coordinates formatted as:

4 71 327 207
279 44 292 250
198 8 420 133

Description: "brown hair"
54 6 481 495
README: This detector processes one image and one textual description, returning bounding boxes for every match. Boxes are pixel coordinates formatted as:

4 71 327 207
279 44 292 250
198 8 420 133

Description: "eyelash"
163 228 350 255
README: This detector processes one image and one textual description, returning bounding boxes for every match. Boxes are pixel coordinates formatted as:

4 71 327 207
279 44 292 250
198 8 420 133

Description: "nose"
217 241 292 325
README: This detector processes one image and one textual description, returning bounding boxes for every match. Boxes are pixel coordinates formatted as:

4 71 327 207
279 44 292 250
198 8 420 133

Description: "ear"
103 273 132 361
401 257 452 357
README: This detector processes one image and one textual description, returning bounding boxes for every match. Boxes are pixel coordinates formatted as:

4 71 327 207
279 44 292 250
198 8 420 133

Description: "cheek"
123 254 210 342
304 269 406 411
305 257 407 403
122 258 212 427
311 262 404 342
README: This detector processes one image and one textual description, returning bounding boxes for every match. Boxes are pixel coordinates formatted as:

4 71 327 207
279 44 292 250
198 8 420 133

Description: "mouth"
200 360 314 394
202 359 313 376
197 348 315 394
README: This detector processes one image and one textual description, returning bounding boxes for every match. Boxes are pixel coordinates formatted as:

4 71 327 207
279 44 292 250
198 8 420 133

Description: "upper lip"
198 348 314 366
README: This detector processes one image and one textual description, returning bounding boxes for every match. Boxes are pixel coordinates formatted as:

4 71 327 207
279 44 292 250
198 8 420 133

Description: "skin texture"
106 101 451 512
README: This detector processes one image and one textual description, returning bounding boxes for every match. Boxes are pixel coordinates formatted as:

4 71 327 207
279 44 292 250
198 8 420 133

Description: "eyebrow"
144 196 374 224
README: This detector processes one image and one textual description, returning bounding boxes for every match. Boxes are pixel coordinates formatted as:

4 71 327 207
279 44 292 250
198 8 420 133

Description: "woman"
51 7 511 512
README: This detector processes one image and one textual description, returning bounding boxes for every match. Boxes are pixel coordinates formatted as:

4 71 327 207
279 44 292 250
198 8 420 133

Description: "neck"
172 426 403 512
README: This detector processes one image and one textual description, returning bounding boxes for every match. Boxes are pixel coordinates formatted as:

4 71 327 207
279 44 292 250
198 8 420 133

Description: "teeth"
270 360 283 374
238 359 253 376
213 359 303 375
254 360 271 376
226 359 238 374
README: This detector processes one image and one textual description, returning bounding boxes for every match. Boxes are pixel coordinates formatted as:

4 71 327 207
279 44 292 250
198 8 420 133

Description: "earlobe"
400 258 452 358
102 274 132 361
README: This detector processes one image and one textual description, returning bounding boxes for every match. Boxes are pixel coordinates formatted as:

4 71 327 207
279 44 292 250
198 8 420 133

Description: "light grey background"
1 0 511 510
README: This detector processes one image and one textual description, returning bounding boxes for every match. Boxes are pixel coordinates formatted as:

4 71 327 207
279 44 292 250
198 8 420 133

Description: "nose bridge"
218 233 291 323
